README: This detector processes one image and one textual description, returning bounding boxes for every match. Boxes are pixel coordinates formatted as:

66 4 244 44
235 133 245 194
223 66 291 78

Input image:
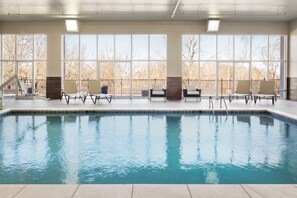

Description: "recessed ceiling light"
65 19 79 32
207 19 220 32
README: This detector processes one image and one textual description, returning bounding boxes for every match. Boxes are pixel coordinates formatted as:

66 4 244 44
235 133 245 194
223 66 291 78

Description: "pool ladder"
0 74 21 109
208 96 228 112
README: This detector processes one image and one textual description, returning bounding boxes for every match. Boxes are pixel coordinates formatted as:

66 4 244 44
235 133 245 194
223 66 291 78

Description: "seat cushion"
187 90 200 95
185 85 196 91
152 90 165 95
152 84 164 91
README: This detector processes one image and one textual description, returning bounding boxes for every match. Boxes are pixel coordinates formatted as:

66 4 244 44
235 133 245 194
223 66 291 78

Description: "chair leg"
60 92 65 101
66 96 70 104
106 96 112 103
254 96 257 104
272 96 275 105
90 95 96 104
245 96 248 104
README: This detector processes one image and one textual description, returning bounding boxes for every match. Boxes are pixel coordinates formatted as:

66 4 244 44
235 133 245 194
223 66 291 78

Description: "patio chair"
183 84 201 101
229 80 252 104
254 80 277 105
60 80 87 104
88 80 112 104
150 84 166 101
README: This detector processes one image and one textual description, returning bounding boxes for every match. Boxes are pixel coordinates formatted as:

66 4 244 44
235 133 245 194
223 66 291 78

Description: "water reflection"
0 114 297 184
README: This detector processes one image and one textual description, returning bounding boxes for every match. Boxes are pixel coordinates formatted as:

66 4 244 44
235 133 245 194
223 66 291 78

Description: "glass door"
218 62 233 96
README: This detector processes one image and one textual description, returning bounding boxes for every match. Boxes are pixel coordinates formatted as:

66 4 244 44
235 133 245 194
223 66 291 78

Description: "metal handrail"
0 74 21 109
209 96 214 113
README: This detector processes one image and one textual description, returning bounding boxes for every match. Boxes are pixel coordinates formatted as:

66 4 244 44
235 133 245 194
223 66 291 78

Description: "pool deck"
1 98 297 198
1 184 297 198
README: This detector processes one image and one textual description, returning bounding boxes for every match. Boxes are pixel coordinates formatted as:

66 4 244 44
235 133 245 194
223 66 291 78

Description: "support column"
46 33 62 99
167 32 182 100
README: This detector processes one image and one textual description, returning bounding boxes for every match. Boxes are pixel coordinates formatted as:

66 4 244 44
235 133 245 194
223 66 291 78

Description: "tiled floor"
1 98 297 198
1 184 297 198
3 97 297 120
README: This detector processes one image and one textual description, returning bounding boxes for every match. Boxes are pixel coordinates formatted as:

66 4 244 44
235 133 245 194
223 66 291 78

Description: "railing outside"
182 78 281 97
3 78 46 96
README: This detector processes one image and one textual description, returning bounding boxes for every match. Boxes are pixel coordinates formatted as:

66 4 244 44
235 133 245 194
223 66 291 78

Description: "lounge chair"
254 80 277 105
183 84 201 101
150 84 166 101
229 80 252 104
60 80 87 104
88 80 112 104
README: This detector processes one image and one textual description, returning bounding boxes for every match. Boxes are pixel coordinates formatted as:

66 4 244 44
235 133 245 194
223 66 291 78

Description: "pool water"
0 113 297 184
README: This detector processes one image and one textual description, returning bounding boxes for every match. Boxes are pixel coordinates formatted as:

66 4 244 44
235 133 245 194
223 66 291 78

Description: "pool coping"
1 107 297 123
1 108 297 197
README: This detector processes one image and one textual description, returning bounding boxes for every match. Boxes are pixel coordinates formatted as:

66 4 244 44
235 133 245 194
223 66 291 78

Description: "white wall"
0 21 289 78
289 19 297 77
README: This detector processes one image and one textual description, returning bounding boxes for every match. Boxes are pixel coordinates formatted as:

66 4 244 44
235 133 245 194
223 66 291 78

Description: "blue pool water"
0 113 297 184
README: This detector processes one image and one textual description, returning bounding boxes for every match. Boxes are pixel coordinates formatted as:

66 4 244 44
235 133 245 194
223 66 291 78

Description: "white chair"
150 84 166 101
60 80 87 104
183 84 201 101
254 81 276 105
88 80 112 104
229 80 252 103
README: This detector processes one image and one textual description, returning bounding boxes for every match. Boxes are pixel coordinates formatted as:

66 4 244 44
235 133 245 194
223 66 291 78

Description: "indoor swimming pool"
0 112 296 184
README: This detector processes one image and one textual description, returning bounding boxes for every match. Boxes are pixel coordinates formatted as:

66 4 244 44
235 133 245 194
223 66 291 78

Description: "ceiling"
0 0 297 22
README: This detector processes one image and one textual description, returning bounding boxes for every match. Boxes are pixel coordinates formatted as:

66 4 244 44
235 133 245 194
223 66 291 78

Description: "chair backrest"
259 81 275 95
19 80 26 92
236 80 250 94
88 80 101 94
185 84 196 91
64 80 78 94
152 84 164 90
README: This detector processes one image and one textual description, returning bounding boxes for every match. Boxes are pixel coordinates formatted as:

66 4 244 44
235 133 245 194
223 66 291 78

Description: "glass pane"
3 35 16 60
269 62 280 80
34 35 47 60
64 35 79 60
150 61 166 87
234 63 250 94
100 62 115 94
150 35 166 60
200 62 216 95
218 35 233 60
98 35 114 60
182 62 198 87
235 35 250 60
234 63 249 80
115 62 130 96
80 35 97 60
115 35 131 60
182 35 199 61
35 61 46 95
252 62 267 80
64 61 79 80
3 61 15 82
132 35 148 60
18 62 33 91
269 62 280 91
200 35 216 60
81 61 97 92
252 35 268 61
2 61 16 95
17 35 33 60
219 63 233 95
252 62 267 93
269 36 281 61
132 61 148 96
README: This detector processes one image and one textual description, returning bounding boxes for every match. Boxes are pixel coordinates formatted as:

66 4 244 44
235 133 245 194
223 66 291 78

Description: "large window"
62 34 167 98
182 34 286 97
1 34 47 96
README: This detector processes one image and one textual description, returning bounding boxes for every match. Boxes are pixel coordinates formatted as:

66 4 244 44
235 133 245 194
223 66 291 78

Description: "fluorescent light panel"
207 19 220 32
65 19 78 32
